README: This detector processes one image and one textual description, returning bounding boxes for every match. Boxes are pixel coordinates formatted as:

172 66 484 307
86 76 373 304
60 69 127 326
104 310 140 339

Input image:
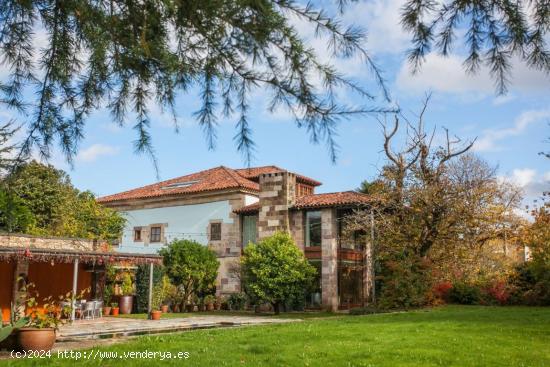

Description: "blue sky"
2 1 549 212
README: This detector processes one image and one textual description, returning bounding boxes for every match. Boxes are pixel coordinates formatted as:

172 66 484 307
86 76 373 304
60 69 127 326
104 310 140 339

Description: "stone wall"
0 233 95 251
290 211 305 251
257 171 296 239
208 194 250 295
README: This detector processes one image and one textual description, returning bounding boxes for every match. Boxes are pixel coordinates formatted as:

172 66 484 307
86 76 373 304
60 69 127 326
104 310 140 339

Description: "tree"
241 231 316 314
0 122 21 175
0 189 34 232
524 196 550 264
347 100 524 306
5 161 73 231
2 160 125 239
0 1 390 168
400 0 550 94
159 239 219 307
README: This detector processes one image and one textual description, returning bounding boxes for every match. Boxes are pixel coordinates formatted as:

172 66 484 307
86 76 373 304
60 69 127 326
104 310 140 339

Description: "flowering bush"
433 281 453 303
484 280 511 305
377 255 435 310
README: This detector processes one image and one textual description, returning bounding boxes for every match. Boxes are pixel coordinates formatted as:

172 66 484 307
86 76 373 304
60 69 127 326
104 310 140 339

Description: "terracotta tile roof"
97 166 260 203
235 166 321 186
293 191 373 209
233 191 373 214
98 165 323 204
233 202 261 214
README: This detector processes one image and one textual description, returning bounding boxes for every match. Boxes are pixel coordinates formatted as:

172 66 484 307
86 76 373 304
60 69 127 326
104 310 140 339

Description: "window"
242 215 257 248
150 226 161 243
305 211 322 247
210 222 222 241
134 228 142 242
305 260 322 308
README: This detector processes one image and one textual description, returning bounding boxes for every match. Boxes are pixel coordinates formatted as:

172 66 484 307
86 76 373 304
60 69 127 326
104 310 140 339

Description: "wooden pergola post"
147 263 153 317
70 258 79 322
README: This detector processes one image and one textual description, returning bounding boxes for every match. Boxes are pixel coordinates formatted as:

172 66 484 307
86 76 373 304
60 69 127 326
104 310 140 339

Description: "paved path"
58 315 298 341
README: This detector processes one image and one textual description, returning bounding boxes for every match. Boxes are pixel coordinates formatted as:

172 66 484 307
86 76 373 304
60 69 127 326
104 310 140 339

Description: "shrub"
377 255 434 310
241 232 316 314
483 280 511 305
448 281 482 305
227 293 247 310
160 239 219 306
508 261 550 306
135 265 164 313
433 281 453 303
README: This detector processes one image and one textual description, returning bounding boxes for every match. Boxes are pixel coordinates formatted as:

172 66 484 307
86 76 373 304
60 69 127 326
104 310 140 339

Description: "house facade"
98 166 374 311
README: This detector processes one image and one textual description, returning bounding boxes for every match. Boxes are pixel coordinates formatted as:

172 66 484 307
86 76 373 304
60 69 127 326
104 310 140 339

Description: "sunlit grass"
5 306 550 366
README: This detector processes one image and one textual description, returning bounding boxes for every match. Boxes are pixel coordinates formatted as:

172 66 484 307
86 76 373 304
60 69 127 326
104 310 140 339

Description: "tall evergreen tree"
400 0 550 94
0 0 391 168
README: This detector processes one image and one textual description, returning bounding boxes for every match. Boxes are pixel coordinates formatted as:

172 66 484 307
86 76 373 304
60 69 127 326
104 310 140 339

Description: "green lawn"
6 306 550 366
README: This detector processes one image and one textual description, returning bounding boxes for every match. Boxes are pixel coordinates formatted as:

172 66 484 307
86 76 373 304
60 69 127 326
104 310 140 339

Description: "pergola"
0 246 163 321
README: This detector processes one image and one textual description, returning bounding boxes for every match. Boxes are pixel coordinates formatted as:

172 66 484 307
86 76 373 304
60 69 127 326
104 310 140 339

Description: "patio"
57 315 299 342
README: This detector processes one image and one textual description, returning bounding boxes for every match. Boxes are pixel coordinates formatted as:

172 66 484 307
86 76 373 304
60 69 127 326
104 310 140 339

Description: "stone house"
98 166 373 311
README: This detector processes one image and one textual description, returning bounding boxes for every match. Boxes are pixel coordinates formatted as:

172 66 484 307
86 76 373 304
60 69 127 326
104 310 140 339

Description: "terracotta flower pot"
111 307 119 316
214 303 221 311
161 305 169 313
150 310 162 320
206 303 214 311
102 306 112 316
17 328 56 352
172 304 180 313
119 295 133 314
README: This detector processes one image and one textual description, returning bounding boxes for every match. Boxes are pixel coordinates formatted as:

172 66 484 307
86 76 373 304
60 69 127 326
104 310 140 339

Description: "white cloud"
76 144 119 163
343 0 409 55
510 168 537 187
473 108 550 152
492 94 516 106
499 169 550 219
396 53 550 96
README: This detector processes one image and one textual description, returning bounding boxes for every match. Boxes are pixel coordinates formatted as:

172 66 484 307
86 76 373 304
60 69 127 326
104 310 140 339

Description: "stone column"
12 260 29 317
321 208 338 311
257 171 296 240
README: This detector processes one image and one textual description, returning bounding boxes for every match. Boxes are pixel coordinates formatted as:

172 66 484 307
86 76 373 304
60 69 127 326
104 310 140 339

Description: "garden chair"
81 301 95 320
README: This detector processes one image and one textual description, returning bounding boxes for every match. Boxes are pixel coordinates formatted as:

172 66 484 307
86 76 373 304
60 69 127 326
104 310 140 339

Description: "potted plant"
0 315 28 350
150 283 163 320
214 295 223 311
160 276 173 313
204 295 216 311
16 282 71 352
185 295 197 312
110 302 119 316
119 273 134 314
102 285 113 316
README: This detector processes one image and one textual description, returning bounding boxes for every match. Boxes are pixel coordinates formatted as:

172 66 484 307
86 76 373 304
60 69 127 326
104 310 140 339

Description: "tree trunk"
273 302 280 315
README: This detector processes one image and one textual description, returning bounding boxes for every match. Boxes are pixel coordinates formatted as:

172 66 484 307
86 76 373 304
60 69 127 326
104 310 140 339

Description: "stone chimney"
257 171 296 240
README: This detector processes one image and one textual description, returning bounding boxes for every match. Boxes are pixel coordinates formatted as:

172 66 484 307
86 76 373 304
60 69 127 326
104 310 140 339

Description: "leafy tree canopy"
1 160 125 239
241 231 316 313
159 239 219 304
0 0 390 168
